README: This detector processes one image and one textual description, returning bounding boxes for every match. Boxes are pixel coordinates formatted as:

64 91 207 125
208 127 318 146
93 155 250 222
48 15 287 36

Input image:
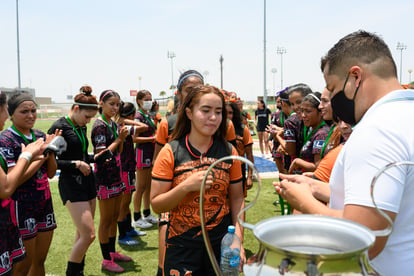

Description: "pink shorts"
122 171 136 194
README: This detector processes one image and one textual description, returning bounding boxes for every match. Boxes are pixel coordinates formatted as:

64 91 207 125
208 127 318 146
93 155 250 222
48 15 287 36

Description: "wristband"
19 152 32 162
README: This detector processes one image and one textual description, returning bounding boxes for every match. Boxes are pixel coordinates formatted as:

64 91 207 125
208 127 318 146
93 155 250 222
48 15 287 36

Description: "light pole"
277 46 287 89
219 55 224 89
16 0 21 89
271 68 277 94
396 42 407 84
203 70 209 84
263 0 267 105
167 51 176 95
138 76 142 90
408 69 412 83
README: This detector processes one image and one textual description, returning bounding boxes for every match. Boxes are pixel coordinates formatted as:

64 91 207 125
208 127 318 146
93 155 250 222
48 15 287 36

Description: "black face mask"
330 73 360 125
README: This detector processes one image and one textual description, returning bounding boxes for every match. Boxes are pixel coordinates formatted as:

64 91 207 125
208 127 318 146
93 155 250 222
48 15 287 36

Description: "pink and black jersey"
299 125 330 163
0 128 50 201
121 128 136 172
91 119 122 187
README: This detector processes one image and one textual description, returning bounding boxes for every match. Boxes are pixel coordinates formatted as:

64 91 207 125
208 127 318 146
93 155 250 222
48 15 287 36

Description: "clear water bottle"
220 225 241 275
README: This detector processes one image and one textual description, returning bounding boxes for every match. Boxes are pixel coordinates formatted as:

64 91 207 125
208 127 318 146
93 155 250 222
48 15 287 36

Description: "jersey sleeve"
229 146 243 184
226 120 236 142
152 143 174 182
243 126 253 147
91 123 107 151
156 119 169 146
312 128 328 155
283 118 297 143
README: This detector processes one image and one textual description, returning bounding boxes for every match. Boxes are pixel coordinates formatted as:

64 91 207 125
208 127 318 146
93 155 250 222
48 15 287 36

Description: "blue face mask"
330 73 360 125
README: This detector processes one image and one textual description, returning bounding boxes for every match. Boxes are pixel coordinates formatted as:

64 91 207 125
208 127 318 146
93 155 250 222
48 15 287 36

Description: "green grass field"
44 178 281 276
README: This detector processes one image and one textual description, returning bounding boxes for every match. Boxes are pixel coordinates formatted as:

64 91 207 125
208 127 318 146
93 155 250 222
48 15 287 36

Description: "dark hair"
119 102 136 118
98 89 120 114
177 70 204 92
302 92 322 110
135 90 151 108
228 102 243 135
321 30 397 79
258 99 266 109
150 100 159 112
0 92 6 107
171 85 227 144
73 85 98 111
279 91 291 105
287 83 312 97
8 92 36 115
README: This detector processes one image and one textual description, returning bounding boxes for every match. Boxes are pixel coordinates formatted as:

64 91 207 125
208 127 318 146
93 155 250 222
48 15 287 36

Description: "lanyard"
0 155 7 173
303 121 326 145
66 116 87 155
100 114 118 139
320 125 335 158
139 109 156 131
11 125 36 144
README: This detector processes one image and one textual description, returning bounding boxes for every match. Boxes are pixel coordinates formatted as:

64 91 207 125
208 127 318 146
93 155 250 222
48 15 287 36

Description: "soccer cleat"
144 214 159 224
131 218 153 229
118 236 140 246
126 229 147 237
110 252 132 262
102 259 124 273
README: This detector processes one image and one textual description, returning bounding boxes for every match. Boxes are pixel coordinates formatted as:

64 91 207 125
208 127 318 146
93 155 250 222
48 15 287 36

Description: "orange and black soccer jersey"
152 136 242 247
226 119 236 142
234 125 253 157
155 114 177 146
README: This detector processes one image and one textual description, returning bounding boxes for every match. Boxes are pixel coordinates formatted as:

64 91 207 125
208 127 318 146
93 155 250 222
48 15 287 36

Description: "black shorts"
58 173 96 205
164 241 221 276
256 123 268 132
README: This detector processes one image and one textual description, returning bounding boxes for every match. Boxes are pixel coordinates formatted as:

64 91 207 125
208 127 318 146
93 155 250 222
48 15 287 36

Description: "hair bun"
80 85 93 96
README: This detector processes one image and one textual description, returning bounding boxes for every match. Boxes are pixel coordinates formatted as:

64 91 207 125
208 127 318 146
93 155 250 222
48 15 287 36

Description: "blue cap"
228 225 235 233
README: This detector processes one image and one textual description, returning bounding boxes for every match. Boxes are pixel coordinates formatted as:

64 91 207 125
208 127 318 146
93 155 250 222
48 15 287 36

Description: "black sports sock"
143 208 151 217
66 261 82 276
117 219 128 239
134 211 142 221
109 236 116 253
126 212 133 231
100 242 111 260
156 266 163 276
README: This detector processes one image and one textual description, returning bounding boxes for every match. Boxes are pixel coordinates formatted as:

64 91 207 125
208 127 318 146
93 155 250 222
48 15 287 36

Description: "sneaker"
102 259 124 273
131 218 153 229
118 236 140 246
126 229 147 237
144 214 158 224
110 252 132 262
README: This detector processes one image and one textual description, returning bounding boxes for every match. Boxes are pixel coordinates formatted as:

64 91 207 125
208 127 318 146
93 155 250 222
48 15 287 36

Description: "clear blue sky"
1 0 413 103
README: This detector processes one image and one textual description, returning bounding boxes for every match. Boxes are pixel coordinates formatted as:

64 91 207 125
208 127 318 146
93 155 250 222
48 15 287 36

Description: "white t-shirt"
330 89 414 275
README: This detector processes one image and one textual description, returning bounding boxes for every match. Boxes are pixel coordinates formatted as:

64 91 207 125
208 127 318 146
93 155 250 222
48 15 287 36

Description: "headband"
8 93 36 115
177 72 204 91
74 102 99 107
100 90 118 101
308 93 321 103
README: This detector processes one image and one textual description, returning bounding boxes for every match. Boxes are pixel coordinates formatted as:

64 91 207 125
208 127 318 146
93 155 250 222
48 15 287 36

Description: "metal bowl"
251 214 376 274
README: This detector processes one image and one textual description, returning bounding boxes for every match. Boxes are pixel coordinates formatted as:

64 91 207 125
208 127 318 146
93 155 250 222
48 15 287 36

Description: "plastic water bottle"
220 225 241 275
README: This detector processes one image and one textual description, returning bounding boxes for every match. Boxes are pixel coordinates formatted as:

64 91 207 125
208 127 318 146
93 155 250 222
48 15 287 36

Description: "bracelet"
72 160 80 169
19 152 33 162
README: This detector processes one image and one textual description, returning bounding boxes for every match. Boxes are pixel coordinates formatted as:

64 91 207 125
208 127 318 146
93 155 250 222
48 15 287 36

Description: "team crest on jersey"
95 135 106 144
0 251 10 269
284 129 294 137
314 140 325 149
25 218 36 233
0 147 14 159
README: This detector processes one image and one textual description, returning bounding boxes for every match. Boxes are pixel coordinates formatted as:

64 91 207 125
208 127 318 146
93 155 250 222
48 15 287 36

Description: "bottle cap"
228 225 235 233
